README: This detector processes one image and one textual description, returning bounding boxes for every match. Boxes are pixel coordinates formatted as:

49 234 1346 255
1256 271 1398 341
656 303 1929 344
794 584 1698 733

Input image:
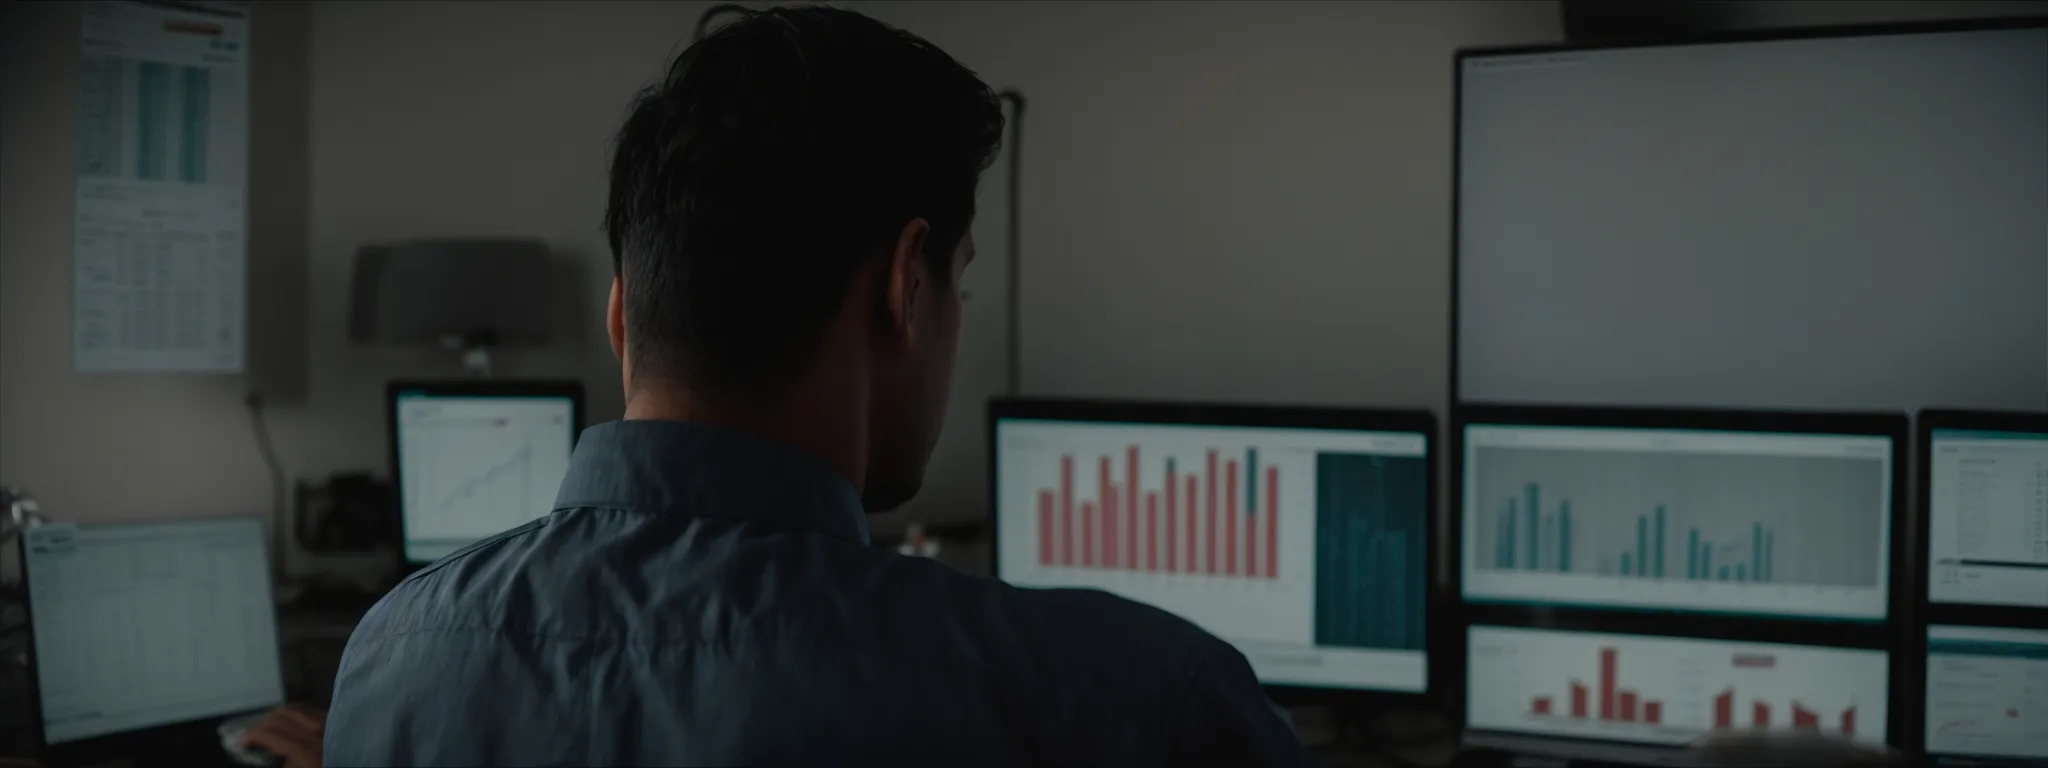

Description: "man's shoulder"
923 565 1238 668
1008 582 1208 637
348 518 555 642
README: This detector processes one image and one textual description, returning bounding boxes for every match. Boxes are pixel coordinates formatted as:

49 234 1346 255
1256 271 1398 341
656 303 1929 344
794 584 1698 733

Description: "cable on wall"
998 89 1026 397
243 391 292 580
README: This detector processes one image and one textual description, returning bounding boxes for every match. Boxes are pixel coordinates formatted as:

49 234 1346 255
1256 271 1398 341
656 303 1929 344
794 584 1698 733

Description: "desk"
1296 706 1464 767
276 606 367 707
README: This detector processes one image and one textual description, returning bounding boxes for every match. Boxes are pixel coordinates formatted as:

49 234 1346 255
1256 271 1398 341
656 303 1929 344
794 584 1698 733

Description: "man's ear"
607 275 627 360
884 218 933 346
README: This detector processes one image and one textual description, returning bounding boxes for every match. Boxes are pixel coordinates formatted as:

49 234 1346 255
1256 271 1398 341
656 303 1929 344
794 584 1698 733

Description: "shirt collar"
553 420 871 546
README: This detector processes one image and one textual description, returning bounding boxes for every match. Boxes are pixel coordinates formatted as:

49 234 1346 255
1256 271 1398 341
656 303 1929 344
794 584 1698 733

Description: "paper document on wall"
73 1 249 372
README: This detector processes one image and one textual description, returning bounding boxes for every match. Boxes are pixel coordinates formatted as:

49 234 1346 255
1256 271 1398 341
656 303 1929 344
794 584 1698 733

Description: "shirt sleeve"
1163 640 1316 768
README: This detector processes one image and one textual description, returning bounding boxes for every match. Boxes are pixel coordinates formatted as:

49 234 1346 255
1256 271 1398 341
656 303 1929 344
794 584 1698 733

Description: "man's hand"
238 703 327 768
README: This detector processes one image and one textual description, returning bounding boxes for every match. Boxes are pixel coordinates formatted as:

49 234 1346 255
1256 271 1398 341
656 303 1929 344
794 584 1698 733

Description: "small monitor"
389 381 583 564
1917 411 2048 765
989 399 1435 695
21 517 284 747
1921 411 2048 609
1924 624 2048 763
1455 405 1907 755
1466 625 1890 747
1459 407 1902 621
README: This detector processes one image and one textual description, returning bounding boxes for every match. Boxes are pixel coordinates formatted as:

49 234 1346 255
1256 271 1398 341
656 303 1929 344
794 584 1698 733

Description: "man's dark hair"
605 6 1004 401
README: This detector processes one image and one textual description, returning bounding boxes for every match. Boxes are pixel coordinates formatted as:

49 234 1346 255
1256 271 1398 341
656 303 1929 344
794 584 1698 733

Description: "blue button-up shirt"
327 420 1308 766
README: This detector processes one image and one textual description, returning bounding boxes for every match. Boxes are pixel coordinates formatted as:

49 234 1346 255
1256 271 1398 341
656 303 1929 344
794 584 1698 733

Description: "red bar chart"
996 419 1433 692
1527 646 1857 735
1469 626 1889 746
1530 645 1668 727
1033 444 1278 579
1710 690 1856 736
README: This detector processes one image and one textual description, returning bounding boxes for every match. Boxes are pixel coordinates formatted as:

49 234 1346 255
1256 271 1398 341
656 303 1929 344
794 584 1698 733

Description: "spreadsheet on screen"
24 518 284 745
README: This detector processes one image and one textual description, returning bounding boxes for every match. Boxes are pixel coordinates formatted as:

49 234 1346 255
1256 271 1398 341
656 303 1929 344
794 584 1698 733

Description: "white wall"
291 0 1562 559
0 1 310 531
290 0 670 483
297 0 999 545
20 0 2020 574
873 1 1561 411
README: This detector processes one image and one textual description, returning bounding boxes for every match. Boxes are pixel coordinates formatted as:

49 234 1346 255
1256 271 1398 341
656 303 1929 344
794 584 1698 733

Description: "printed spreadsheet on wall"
73 1 249 372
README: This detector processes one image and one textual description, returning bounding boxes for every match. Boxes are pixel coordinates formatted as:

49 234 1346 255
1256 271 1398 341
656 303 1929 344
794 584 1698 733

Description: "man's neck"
623 377 870 496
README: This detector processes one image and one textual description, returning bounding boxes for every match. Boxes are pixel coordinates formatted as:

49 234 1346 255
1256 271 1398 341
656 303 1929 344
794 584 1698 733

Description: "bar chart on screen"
995 419 1425 650
1025 444 1280 579
1467 626 1889 746
1462 425 1892 619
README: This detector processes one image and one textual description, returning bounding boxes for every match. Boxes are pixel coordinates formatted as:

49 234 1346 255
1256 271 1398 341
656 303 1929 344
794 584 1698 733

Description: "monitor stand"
1460 731 1909 768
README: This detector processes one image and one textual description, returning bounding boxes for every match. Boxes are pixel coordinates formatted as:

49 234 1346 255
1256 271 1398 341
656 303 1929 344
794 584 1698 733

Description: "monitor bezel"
1914 409 2048 617
1454 14 2046 64
1917 622 2048 764
1446 13 2048 411
386 379 586 570
1913 409 2048 762
18 515 287 764
1443 15 2043 761
1449 403 1912 752
1460 621 1902 758
985 396 1441 707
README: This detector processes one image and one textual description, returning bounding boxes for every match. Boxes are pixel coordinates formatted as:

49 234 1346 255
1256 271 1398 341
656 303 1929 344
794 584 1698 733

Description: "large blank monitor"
1455 20 2048 412
989 399 1435 695
389 381 582 564
21 517 284 748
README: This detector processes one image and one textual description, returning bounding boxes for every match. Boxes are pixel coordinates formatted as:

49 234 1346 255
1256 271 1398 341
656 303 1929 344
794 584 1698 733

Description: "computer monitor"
1924 625 2047 763
388 380 583 564
1459 407 1901 621
1466 625 1891 747
1920 411 2048 610
988 399 1435 696
1455 405 1908 751
1917 410 2048 765
20 517 284 752
1454 19 2048 413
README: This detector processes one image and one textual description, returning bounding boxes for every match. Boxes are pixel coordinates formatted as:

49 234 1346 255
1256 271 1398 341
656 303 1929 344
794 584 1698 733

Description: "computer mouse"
217 714 283 768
